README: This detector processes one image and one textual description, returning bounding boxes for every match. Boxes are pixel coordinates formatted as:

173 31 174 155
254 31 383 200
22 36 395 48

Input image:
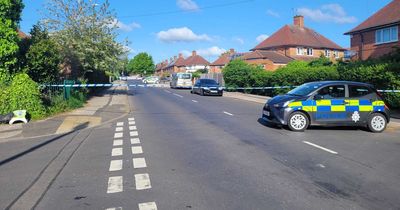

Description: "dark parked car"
262 81 390 132
191 79 223 96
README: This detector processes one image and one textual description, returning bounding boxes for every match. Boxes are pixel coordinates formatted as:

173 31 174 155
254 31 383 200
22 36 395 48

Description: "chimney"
192 50 197 56
179 53 183 58
229 48 235 54
294 15 304 28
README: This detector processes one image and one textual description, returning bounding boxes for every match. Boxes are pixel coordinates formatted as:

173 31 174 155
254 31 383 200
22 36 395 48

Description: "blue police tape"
40 84 400 93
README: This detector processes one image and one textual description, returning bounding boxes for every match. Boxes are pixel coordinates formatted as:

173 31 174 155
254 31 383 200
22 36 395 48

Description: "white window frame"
325 49 331 57
306 48 313 56
333 51 339 58
296 47 304 55
375 26 398 44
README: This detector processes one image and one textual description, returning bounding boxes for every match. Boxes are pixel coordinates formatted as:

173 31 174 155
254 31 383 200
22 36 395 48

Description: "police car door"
313 85 348 124
347 85 377 124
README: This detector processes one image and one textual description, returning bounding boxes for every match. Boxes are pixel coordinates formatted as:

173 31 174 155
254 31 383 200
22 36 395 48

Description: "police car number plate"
263 110 270 116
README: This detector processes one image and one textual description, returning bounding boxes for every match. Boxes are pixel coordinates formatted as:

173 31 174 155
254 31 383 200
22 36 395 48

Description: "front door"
313 85 348 124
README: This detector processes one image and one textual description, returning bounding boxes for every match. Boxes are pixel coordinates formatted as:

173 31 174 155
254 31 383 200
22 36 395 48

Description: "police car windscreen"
288 83 323 96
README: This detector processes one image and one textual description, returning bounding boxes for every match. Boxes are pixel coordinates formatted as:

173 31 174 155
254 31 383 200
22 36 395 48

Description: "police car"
262 81 390 132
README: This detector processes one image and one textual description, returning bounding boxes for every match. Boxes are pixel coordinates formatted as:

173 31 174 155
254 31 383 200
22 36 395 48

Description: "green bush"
46 91 86 115
223 59 265 88
0 73 45 119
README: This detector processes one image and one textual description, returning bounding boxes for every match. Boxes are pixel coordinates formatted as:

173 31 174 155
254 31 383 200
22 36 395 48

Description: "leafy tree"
0 0 24 23
43 0 128 80
127 53 155 75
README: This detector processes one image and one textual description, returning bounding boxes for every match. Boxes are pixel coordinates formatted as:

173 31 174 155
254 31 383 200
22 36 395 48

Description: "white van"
170 73 192 89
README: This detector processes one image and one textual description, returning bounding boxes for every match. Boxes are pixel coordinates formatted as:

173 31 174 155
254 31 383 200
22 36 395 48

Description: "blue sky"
20 0 392 63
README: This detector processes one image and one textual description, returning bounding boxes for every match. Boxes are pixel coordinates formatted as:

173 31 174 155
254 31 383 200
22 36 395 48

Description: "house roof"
210 54 231 66
17 29 29 39
252 25 345 51
183 54 210 66
345 0 400 35
174 56 186 67
242 50 294 64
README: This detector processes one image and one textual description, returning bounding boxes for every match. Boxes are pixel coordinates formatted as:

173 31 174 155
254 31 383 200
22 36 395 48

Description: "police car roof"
305 81 374 87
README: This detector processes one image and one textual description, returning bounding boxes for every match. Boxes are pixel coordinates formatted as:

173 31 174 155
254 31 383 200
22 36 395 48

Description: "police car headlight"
273 100 292 108
218 87 223 90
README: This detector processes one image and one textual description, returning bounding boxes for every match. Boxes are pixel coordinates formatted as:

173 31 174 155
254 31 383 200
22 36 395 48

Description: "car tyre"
367 113 387 133
190 90 193 94
287 112 309 132
200 89 204 96
219 92 223 97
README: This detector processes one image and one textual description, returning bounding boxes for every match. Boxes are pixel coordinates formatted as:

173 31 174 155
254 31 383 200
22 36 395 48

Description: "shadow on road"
0 122 89 167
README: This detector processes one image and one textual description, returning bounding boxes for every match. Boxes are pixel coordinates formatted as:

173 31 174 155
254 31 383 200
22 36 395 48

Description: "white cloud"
256 34 269 43
266 9 280 18
177 0 199 11
232 37 245 45
297 4 357 24
111 19 141 32
180 46 226 57
157 27 212 43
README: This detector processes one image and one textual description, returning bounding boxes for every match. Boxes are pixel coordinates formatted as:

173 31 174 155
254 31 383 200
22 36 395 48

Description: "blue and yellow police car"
262 81 390 132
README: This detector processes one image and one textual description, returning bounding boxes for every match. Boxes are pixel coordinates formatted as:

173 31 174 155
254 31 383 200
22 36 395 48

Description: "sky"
20 0 393 63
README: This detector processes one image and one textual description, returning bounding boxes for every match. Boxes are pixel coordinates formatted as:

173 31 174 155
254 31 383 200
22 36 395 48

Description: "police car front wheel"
288 112 309 132
368 113 387 133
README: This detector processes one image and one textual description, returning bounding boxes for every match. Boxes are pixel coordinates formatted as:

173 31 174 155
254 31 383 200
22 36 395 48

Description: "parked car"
262 81 390 132
143 76 160 84
191 79 223 96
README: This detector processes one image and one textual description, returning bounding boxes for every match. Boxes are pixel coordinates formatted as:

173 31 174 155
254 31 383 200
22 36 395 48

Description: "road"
1 79 400 210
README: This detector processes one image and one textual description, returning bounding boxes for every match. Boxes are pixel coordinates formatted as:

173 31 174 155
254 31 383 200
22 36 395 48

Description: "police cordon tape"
40 84 400 93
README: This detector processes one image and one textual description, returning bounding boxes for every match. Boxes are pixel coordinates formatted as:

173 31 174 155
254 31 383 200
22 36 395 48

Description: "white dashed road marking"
105 207 122 210
109 160 123 171
113 139 123 146
116 122 124 126
223 111 234 116
132 146 143 154
112 148 123 156
192 100 198 103
107 176 123 193
164 90 171 93
114 133 123 138
131 138 141 145
135 173 152 190
129 121 136 125
138 202 157 210
115 127 123 132
130 131 139 137
128 117 135 121
173 93 183 98
133 158 147 168
303 141 338 155
129 126 137 130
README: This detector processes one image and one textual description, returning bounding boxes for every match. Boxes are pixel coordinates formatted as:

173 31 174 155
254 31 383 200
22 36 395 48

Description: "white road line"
109 160 123 171
112 148 123 156
128 117 135 121
116 122 124 126
173 93 183 98
303 141 338 155
138 202 157 210
132 146 143 154
223 111 234 116
135 173 151 190
129 126 137 130
114 133 123 138
113 139 123 146
107 176 123 193
192 100 198 103
130 131 139 137
131 138 141 145
129 121 136 125
105 207 122 210
133 158 147 168
164 90 171 93
115 127 123 132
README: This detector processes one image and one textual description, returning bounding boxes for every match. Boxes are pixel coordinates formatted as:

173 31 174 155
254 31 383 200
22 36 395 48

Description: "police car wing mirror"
314 95 323 100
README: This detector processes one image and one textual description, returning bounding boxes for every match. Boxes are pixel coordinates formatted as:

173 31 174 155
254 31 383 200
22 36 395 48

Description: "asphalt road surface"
1 79 400 210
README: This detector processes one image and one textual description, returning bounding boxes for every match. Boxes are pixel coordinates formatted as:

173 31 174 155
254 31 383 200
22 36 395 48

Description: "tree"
127 53 155 76
0 0 24 83
25 25 61 84
42 0 128 81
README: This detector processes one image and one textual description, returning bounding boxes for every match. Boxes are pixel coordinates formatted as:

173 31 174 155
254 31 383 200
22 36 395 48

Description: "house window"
375 26 398 44
306 48 313 56
333 51 339 58
296 47 304 55
325 49 331 57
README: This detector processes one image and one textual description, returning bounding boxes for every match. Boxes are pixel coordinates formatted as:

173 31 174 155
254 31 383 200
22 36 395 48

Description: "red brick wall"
350 25 400 60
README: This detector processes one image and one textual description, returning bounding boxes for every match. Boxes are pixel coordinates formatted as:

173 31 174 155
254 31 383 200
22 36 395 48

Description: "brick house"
209 49 236 73
344 0 400 60
163 54 186 75
249 15 345 70
183 51 210 73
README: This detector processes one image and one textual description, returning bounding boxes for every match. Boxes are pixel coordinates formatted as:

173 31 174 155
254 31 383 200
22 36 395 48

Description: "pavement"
0 80 130 142
1 80 400 210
